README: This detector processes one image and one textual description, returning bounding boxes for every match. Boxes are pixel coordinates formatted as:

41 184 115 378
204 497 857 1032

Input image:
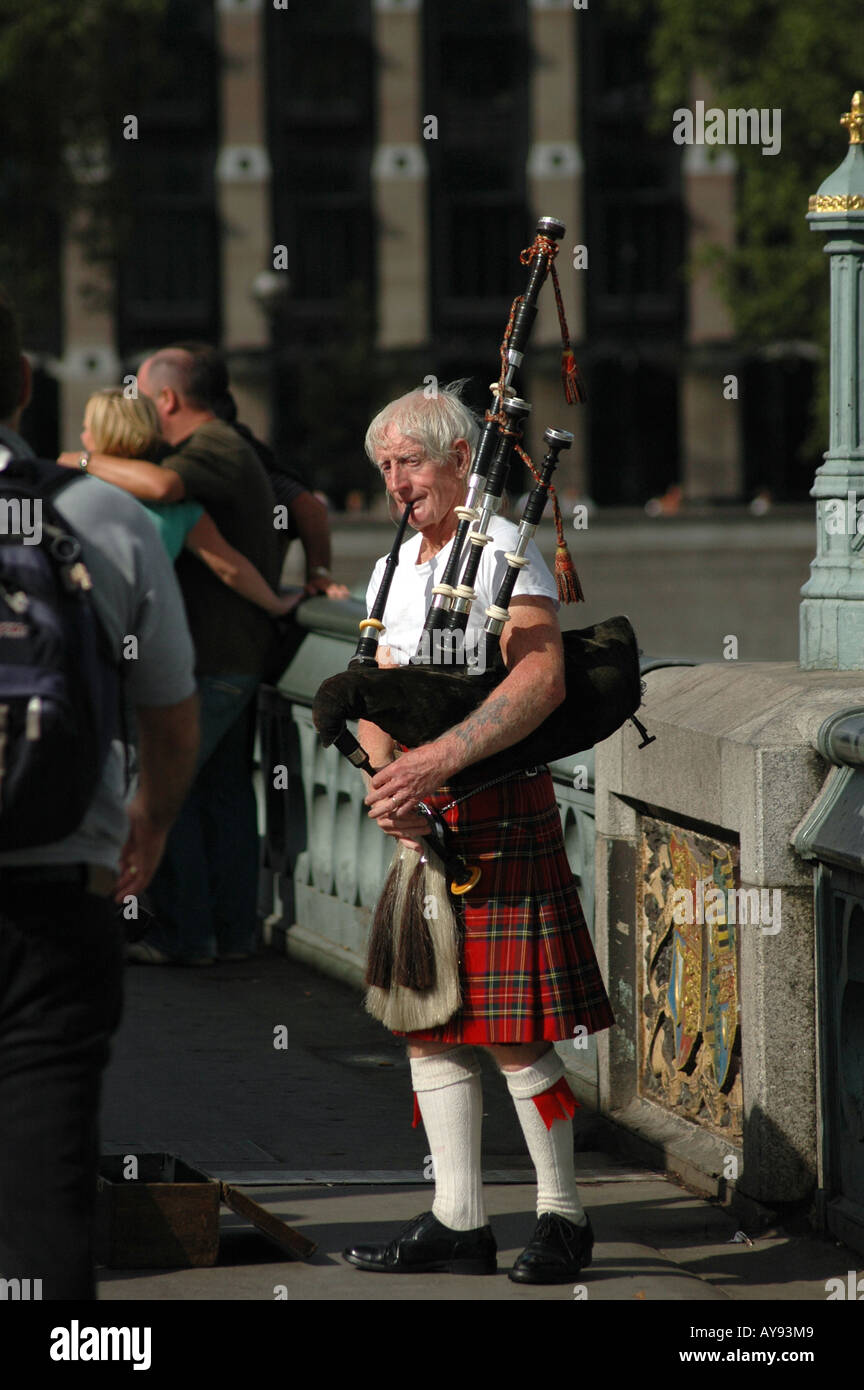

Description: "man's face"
374 426 466 533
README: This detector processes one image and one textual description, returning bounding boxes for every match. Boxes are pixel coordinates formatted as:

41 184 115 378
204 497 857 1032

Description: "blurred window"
424 0 530 340
265 0 375 339
581 7 684 338
581 4 684 503
116 0 219 352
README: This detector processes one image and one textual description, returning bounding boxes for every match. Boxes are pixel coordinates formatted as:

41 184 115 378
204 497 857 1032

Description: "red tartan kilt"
397 768 615 1044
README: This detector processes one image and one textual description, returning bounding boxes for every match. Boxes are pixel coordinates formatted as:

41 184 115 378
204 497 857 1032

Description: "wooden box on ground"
96 1154 221 1268
95 1152 318 1269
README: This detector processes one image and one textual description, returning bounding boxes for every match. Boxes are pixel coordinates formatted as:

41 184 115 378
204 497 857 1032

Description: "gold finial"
840 91 864 144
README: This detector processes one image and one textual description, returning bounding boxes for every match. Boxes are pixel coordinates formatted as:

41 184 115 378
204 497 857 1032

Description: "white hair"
365 383 480 471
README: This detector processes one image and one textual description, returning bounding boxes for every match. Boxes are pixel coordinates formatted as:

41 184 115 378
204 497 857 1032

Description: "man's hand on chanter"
365 742 452 831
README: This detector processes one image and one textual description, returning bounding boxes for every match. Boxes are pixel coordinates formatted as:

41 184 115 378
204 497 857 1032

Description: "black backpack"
0 456 120 850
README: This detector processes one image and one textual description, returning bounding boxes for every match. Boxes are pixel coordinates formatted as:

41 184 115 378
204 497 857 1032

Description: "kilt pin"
396 766 615 1044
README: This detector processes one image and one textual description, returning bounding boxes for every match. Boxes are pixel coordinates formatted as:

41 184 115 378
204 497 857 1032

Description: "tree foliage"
637 0 862 347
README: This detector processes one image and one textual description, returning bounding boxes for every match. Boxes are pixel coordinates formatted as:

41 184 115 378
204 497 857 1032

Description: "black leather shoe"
343 1211 497 1275
508 1212 594 1284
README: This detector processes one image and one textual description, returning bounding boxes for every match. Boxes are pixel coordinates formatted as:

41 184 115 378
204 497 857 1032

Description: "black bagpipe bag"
313 614 642 785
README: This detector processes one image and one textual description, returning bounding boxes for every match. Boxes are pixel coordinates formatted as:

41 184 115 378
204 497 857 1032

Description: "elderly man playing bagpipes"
332 382 615 1284
313 219 648 1281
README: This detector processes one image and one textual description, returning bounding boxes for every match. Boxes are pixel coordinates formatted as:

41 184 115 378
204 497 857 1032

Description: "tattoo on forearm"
451 692 512 753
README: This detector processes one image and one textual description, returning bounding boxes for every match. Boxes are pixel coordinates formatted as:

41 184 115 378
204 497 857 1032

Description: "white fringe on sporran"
365 842 462 1032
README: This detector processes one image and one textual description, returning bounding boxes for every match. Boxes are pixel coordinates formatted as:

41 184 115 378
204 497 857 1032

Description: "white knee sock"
503 1050 587 1224
410 1047 486 1232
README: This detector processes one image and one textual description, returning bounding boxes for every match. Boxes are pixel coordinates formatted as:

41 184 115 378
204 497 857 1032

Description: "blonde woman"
79 388 298 618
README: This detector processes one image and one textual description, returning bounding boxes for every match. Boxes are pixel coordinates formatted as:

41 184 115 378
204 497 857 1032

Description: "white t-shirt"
365 514 558 667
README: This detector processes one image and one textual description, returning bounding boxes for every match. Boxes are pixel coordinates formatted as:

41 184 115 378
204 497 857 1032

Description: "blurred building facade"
44 0 816 506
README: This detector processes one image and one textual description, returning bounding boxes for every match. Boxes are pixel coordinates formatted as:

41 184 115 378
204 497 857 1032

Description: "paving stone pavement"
98 952 853 1308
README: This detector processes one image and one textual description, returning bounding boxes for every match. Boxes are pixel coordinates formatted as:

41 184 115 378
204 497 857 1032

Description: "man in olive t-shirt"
84 347 281 964
165 417 281 677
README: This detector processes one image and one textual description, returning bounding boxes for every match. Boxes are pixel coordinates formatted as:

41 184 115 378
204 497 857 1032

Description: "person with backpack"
0 294 199 1298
